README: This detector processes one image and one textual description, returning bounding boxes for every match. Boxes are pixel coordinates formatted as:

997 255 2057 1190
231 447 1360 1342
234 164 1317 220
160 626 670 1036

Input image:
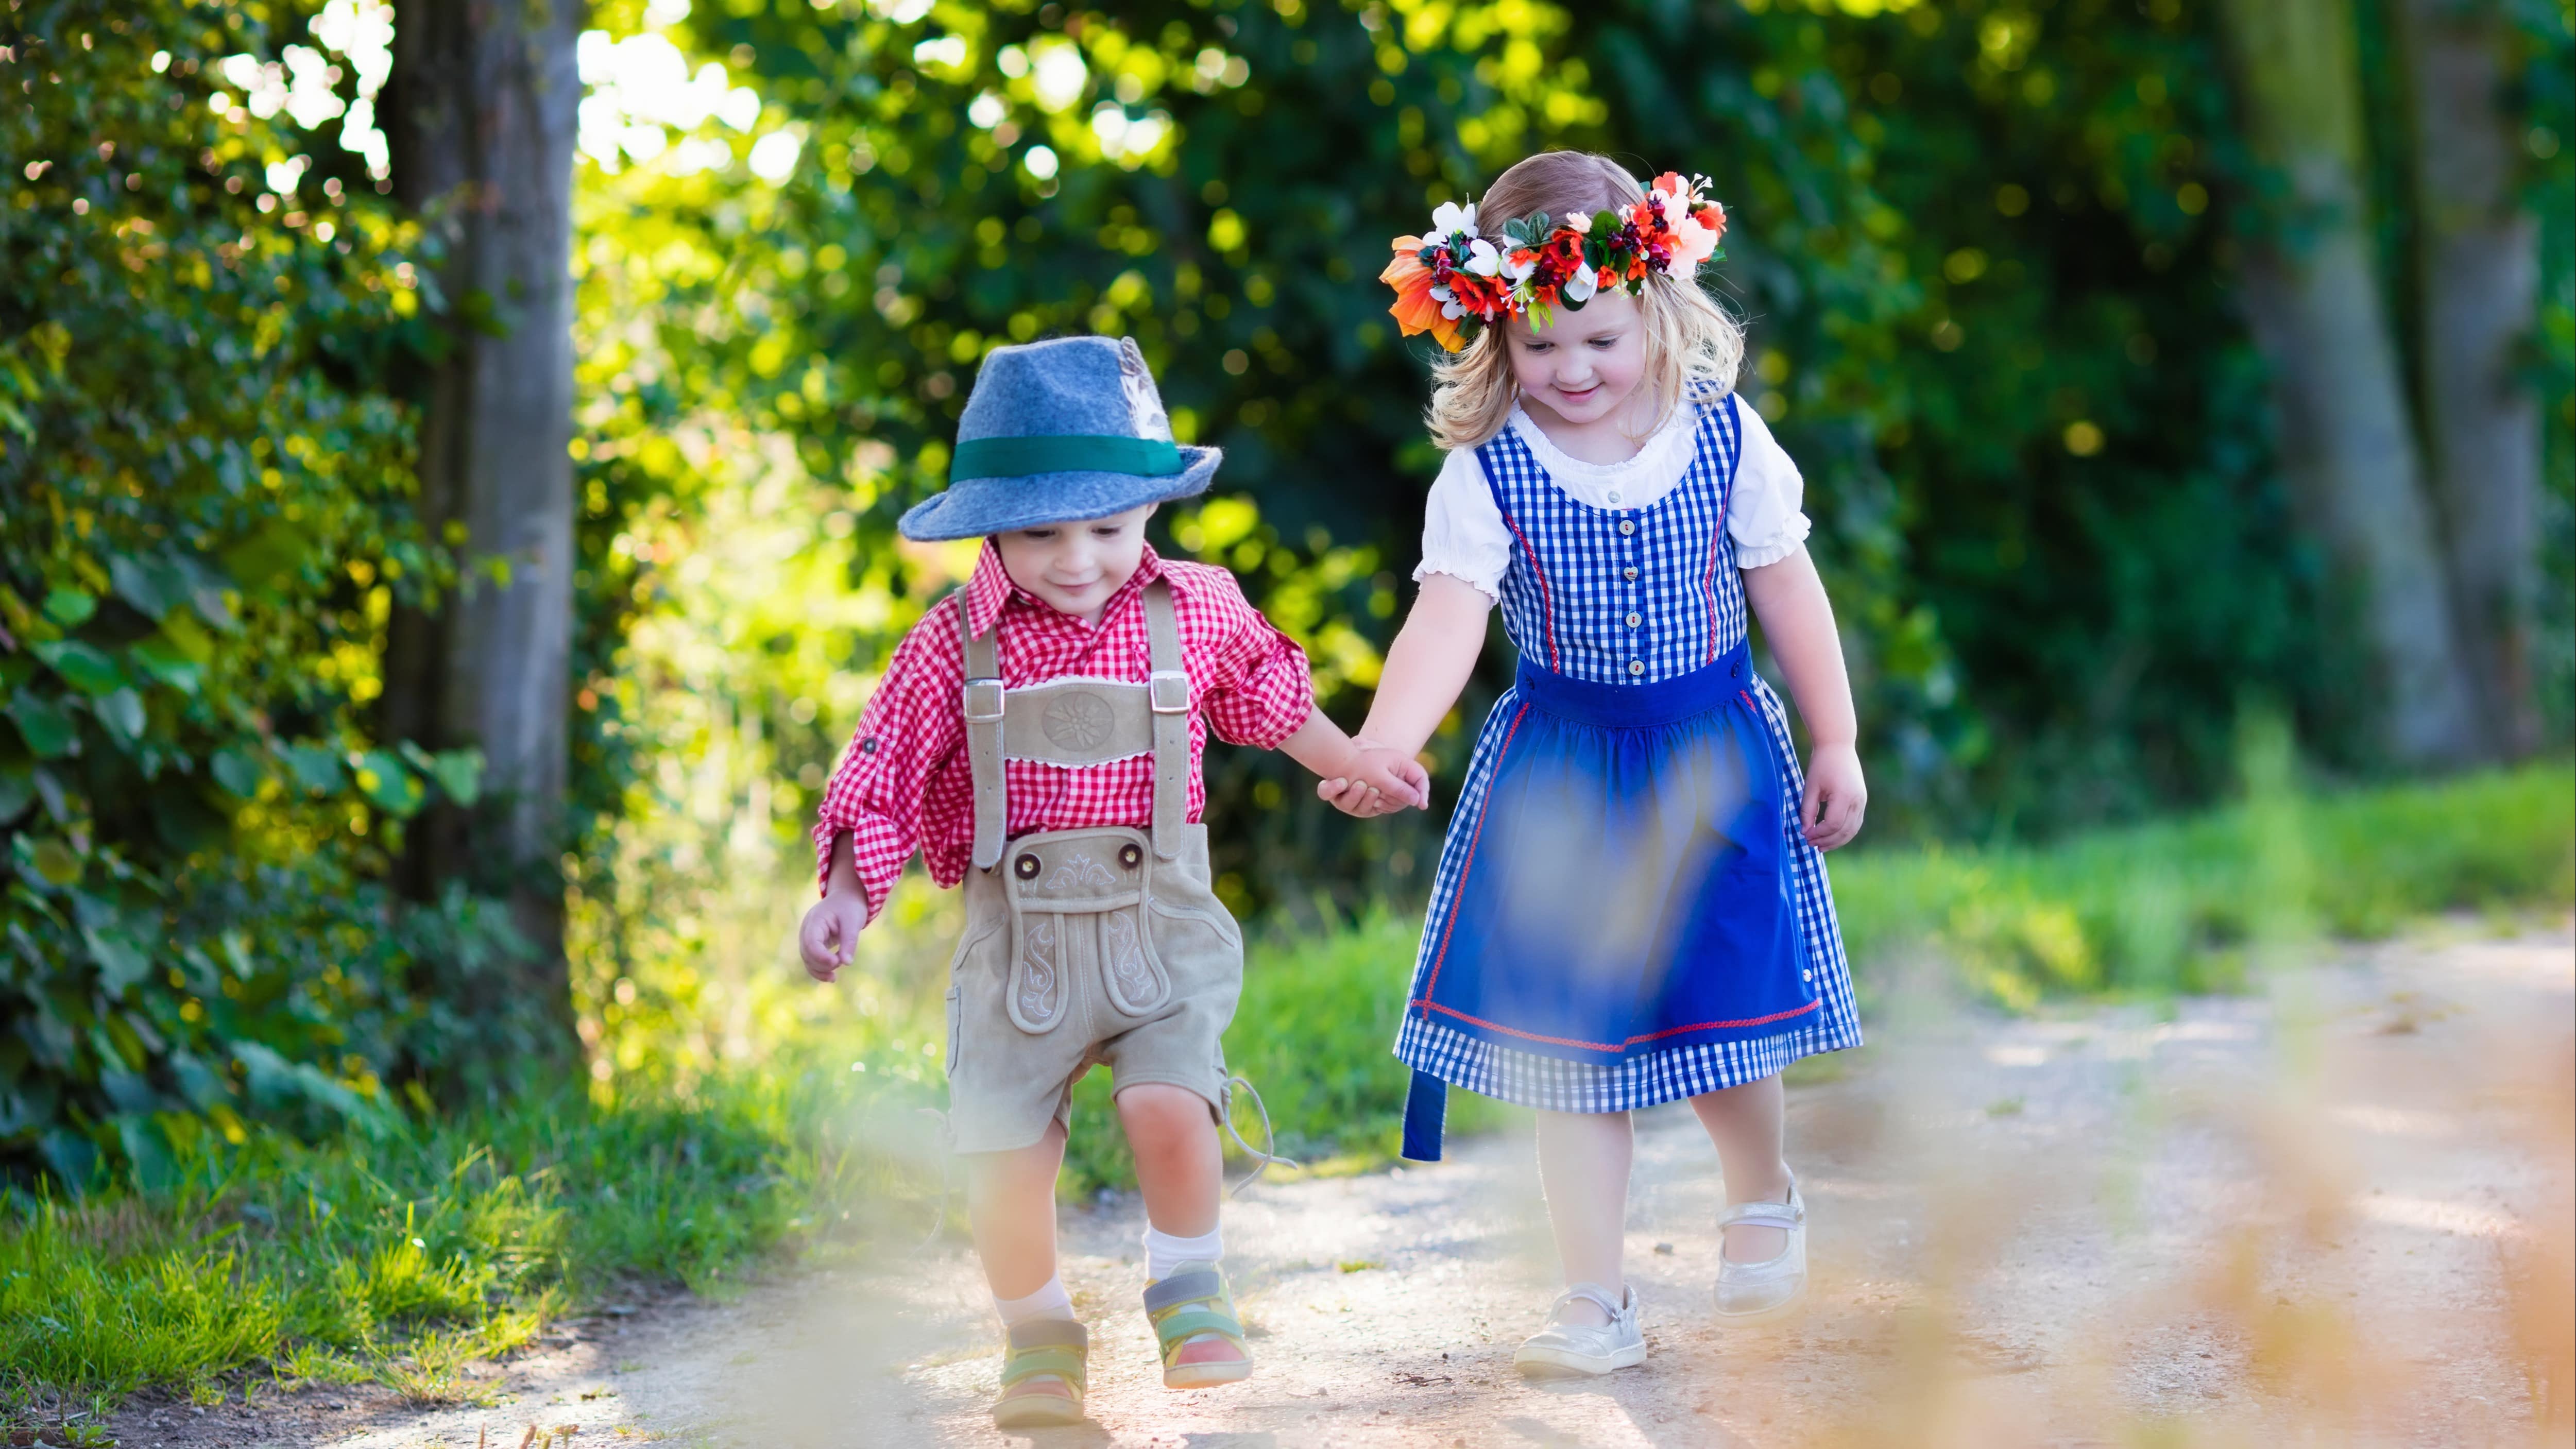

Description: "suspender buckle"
1148 670 1191 715
962 678 1005 723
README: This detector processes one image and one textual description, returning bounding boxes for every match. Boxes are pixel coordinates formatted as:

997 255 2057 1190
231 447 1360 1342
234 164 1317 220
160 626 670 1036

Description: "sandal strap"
1150 1305 1242 1345
1550 1282 1627 1322
1718 1199 1804 1231
1000 1319 1088 1392
1141 1268 1226 1315
1144 1266 1245 1360
1006 1317 1088 1350
999 1345 1088 1390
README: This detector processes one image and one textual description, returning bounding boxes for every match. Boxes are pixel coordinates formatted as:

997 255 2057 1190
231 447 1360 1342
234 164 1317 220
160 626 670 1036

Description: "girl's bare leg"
965 1121 1069 1299
1534 1109 1635 1326
1688 1073 1794 1260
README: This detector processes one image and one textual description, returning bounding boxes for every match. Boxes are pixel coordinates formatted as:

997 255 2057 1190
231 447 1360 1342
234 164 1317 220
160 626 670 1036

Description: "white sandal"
1511 1282 1647 1378
1714 1181 1807 1321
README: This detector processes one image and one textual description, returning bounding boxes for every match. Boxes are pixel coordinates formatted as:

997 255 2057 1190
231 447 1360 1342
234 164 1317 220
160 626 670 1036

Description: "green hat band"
950 434 1182 480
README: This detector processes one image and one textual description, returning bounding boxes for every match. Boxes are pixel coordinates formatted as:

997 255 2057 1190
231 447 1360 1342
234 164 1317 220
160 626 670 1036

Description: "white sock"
1143 1223 1223 1281
993 1276 1074 1327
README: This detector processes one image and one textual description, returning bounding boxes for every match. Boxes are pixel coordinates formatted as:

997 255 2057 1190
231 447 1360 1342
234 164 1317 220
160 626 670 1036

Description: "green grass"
1830 760 2575 1009
0 1063 920 1417
7 760 2569 1415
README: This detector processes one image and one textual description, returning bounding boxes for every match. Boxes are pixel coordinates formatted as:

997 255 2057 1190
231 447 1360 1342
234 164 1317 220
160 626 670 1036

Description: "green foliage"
565 0 2571 937
0 6 510 1184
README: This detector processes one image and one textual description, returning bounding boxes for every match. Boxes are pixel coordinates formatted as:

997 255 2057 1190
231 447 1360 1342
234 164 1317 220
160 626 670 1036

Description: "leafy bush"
0 7 508 1185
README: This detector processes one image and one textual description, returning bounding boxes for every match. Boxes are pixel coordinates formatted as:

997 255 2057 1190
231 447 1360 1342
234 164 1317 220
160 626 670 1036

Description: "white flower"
1563 210 1592 234
1563 265 1598 303
1463 237 1502 276
1441 297 1467 319
1502 249 1537 282
1430 200 1479 239
1664 213 1719 275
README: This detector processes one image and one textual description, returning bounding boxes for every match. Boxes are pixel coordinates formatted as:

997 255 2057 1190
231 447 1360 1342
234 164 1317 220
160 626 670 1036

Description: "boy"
798 335 1424 1427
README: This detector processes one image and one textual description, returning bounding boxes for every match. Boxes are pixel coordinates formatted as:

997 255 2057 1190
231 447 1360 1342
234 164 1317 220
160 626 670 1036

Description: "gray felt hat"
897 335 1221 541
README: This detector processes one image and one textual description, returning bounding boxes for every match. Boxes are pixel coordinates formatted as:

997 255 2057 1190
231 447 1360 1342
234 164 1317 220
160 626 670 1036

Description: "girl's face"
1504 289 1649 431
993 504 1154 624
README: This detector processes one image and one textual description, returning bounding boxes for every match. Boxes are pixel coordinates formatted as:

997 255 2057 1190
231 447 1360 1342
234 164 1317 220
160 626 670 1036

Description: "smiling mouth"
1556 384 1601 402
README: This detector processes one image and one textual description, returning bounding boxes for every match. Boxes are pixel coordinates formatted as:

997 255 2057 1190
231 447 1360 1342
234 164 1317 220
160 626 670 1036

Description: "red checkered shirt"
811 542 1316 918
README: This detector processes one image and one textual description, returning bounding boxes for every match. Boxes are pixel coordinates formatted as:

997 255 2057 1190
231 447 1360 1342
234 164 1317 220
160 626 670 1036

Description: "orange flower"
1383 239 1469 350
1382 241 1443 332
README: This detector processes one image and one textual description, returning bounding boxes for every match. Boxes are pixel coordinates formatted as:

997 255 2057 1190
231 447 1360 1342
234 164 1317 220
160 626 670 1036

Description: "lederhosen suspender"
961 578 1192 870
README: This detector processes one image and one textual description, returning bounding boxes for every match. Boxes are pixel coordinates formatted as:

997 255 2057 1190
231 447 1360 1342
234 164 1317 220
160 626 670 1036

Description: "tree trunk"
380 0 584 1065
2397 0 2543 759
2218 0 2483 768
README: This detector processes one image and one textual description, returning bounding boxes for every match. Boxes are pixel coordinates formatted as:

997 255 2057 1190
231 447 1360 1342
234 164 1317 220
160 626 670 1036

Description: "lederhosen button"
1014 853 1040 880
1119 842 1143 870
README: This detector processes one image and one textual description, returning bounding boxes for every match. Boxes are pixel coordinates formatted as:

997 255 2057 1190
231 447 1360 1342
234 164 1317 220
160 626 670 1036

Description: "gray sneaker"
1511 1283 1646 1378
1714 1181 1808 1321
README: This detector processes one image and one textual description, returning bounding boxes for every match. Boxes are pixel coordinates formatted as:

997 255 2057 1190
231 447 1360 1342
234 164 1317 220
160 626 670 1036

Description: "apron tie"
1401 1069 1446 1162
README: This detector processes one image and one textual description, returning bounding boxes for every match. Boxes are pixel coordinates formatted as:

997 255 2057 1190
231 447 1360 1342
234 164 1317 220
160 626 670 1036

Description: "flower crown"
1380 172 1727 352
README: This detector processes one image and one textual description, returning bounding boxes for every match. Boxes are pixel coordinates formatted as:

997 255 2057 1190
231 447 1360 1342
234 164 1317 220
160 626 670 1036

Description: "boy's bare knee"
1114 1082 1209 1134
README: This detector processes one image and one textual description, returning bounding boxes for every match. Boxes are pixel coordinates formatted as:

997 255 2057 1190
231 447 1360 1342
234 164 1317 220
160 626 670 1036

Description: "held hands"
1801 742 1867 851
797 890 868 983
1315 736 1431 819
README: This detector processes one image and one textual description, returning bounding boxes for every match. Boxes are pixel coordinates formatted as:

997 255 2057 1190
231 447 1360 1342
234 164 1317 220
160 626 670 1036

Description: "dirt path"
122 922 2572 1448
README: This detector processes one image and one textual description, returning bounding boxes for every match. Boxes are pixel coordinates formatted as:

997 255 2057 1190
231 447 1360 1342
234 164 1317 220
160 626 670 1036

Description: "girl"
1336 150 1866 1375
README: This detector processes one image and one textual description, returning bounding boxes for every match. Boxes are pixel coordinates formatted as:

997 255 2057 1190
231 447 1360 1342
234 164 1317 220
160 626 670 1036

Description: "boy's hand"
1801 742 1867 851
798 892 869 982
1316 739 1430 818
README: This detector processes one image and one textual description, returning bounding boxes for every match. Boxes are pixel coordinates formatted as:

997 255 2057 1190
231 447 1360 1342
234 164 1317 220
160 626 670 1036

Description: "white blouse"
1414 396 1813 602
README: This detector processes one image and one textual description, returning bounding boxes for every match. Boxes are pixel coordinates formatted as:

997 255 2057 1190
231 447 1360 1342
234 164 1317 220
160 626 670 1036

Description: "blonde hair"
1424 151 1745 452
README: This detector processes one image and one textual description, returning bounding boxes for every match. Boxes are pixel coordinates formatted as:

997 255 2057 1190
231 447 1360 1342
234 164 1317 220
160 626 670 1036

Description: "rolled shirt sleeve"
1412 447 1514 602
1188 567 1318 749
1728 403 1814 569
810 606 968 922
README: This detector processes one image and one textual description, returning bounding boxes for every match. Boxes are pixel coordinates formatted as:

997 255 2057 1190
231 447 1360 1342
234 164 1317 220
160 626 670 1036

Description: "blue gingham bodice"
1474 391 1747 685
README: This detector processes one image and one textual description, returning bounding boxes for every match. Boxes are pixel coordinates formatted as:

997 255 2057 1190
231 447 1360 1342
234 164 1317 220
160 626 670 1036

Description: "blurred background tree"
377 0 586 1071
3 0 2569 1175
